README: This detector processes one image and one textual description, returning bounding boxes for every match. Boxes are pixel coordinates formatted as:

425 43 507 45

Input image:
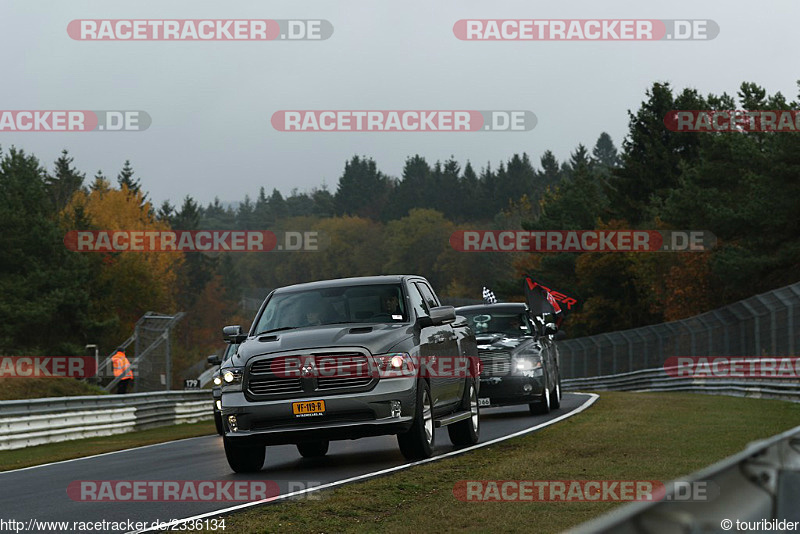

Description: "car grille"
479 351 511 377
248 376 303 395
246 352 374 397
315 353 373 390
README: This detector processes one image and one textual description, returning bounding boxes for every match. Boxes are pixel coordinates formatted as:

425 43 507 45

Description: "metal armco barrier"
562 362 800 403
0 390 212 451
568 423 800 533
559 282 800 379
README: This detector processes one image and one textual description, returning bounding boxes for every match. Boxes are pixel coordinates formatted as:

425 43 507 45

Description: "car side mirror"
207 354 222 366
544 323 558 336
222 325 247 344
429 306 456 326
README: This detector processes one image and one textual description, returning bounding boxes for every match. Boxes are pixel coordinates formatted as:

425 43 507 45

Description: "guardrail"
568 423 800 533
0 390 213 451
562 360 800 402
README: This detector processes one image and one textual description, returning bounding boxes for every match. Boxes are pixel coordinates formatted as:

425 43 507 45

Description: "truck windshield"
460 311 531 337
254 284 408 333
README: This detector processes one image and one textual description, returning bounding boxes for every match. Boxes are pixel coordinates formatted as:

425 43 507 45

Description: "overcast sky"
2 0 798 207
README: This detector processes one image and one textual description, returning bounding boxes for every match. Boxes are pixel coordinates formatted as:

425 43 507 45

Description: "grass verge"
0 420 215 472
205 392 800 533
0 377 107 400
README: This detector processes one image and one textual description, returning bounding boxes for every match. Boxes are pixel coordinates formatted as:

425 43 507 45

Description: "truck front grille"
479 351 511 377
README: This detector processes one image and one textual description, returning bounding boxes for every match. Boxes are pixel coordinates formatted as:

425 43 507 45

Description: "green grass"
0 420 216 472
202 392 800 533
0 377 107 400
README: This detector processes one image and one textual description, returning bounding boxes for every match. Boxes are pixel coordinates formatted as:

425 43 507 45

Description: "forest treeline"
1 81 798 383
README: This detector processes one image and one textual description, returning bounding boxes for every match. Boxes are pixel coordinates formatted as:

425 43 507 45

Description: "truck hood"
475 333 540 355
231 323 414 364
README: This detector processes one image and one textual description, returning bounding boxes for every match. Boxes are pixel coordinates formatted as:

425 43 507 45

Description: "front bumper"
478 374 545 406
221 377 417 445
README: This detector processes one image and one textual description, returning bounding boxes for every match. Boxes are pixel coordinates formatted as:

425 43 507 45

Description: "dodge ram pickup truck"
217 275 480 472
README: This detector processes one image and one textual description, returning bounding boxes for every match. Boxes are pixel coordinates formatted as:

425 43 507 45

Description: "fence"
98 311 185 393
559 282 800 379
0 391 212 451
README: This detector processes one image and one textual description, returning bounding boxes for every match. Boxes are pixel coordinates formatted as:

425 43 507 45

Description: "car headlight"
374 352 415 378
221 368 243 384
212 374 222 386
514 355 543 375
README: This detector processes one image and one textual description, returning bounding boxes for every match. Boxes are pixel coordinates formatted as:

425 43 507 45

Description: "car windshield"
460 311 531 337
254 283 407 333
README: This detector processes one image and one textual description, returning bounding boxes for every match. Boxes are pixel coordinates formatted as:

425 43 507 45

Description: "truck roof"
272 275 424 294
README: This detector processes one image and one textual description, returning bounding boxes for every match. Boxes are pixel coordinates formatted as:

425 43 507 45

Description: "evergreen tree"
46 149 85 211
334 155 391 220
117 160 141 194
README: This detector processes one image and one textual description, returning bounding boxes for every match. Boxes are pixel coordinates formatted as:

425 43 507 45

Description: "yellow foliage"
64 182 183 334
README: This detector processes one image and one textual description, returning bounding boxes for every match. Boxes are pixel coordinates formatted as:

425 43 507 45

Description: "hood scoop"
348 326 373 334
258 335 279 342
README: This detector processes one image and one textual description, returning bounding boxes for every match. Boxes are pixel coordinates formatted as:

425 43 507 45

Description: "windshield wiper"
255 326 298 335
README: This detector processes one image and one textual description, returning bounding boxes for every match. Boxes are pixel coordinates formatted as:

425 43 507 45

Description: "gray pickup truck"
218 275 480 472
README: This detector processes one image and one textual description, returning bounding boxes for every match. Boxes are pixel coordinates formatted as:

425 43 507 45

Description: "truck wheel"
448 378 480 447
214 411 224 436
549 373 561 410
397 380 434 460
223 436 266 473
529 384 551 415
297 440 329 458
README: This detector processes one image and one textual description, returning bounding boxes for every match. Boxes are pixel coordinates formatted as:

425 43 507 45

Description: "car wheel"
448 378 480 447
214 410 224 436
529 383 551 415
297 440 329 458
223 436 266 473
397 379 434 460
549 373 562 410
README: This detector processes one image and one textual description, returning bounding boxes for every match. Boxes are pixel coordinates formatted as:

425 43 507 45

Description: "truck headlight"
212 374 222 386
514 355 542 375
374 352 415 378
222 368 243 384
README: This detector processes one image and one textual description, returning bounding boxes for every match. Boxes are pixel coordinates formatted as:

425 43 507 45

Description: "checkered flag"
482 287 497 304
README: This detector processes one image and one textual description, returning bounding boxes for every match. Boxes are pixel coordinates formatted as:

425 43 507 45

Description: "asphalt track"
0 393 594 533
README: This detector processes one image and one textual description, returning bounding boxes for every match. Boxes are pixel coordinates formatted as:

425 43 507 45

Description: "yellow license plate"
292 400 326 416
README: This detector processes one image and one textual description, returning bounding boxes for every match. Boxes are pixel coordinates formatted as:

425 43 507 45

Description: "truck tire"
214 411 224 436
397 380 434 460
448 378 480 447
223 436 266 473
297 440 329 458
529 384 551 415
549 372 561 410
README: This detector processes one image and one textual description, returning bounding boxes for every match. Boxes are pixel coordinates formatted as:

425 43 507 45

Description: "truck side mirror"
222 325 247 344
429 306 456 326
207 354 222 366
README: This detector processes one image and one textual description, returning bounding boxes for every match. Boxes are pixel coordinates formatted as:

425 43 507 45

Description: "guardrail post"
740 301 761 356
774 289 796 356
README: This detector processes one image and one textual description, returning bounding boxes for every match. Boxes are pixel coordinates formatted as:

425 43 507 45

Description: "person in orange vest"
111 348 134 394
